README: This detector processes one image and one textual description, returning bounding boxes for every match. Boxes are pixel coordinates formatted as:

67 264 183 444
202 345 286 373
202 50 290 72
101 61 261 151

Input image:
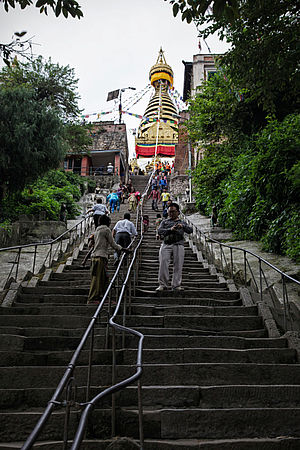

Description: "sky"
1 0 229 159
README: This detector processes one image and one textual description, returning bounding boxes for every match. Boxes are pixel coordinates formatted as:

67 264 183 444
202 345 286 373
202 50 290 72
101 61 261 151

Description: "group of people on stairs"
86 182 192 304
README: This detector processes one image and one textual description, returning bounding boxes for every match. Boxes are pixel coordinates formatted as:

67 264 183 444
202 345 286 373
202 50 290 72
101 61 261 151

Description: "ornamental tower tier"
135 48 178 158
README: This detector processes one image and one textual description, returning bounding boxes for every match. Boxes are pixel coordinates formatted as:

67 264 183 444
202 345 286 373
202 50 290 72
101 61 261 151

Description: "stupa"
135 48 178 159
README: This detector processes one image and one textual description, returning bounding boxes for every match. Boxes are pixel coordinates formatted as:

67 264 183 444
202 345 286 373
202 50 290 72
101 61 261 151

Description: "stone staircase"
0 178 300 448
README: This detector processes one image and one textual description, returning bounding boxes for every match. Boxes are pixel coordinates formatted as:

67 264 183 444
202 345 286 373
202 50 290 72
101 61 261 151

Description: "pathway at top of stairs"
0 175 299 449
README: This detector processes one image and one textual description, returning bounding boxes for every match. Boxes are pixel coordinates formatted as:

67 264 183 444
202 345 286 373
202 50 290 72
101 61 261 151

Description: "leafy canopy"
0 56 80 120
0 86 66 198
2 0 83 19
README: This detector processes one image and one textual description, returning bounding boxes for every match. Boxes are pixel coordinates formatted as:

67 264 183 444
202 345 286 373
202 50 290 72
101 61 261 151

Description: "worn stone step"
120 407 300 440
3 384 299 411
127 305 257 317
121 326 267 338
119 335 287 350
143 438 300 450
115 314 263 331
1 346 294 368
136 289 240 300
0 315 94 328
1 438 300 450
1 363 300 389
122 347 296 365
137 281 228 290
22 286 89 295
0 305 100 316
16 294 88 304
0 409 111 442
131 296 242 307
0 326 88 337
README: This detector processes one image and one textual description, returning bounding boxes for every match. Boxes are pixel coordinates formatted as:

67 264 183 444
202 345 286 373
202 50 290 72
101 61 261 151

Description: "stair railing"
182 213 300 332
0 215 93 291
21 180 151 450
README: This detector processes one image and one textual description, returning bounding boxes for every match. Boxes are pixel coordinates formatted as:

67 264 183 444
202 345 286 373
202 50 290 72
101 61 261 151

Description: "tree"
0 86 66 200
0 56 80 119
165 0 240 24
2 0 83 19
179 0 299 117
64 122 93 155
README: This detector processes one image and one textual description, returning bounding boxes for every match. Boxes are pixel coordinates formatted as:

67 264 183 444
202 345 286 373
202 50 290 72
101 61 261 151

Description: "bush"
0 169 83 223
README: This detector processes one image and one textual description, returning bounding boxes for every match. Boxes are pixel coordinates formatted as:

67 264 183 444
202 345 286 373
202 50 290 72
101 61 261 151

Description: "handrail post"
230 247 233 279
49 243 53 267
259 259 263 301
244 250 247 285
282 274 287 331
86 324 95 402
32 245 37 274
15 247 21 280
111 327 116 437
138 378 144 449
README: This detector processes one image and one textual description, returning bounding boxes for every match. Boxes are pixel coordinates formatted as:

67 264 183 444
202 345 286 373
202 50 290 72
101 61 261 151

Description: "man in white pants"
157 202 192 291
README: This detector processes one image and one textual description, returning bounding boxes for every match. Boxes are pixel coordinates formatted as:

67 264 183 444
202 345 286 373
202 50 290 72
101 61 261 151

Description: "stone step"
127 305 257 317
0 347 294 368
0 326 89 337
1 363 300 389
0 409 111 442
120 407 300 440
142 438 300 450
2 384 300 410
16 294 88 304
136 281 228 289
131 296 242 307
0 315 92 328
0 333 285 353
115 315 263 331
0 304 102 316
119 326 267 338
136 289 240 300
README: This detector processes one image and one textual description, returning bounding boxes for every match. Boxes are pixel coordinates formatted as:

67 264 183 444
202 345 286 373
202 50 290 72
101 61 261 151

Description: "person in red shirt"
148 188 160 211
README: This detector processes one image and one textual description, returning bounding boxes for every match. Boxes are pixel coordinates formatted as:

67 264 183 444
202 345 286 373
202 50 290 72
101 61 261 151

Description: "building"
135 48 178 164
178 53 219 170
64 121 129 179
183 53 219 101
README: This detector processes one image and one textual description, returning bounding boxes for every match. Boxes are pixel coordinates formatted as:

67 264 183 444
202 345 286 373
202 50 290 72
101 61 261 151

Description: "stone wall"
0 217 67 247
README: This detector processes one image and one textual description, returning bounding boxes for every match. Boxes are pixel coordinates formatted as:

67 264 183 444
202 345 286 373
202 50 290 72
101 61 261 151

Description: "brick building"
64 121 129 179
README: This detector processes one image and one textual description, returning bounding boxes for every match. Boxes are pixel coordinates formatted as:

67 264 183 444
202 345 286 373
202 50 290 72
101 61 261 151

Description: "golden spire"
135 49 178 158
149 47 174 88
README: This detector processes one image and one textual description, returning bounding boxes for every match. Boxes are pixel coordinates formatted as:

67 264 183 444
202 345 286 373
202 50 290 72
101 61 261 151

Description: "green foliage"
2 0 83 19
192 114 300 261
0 169 83 222
166 0 239 24
195 0 299 117
0 86 66 199
0 56 80 119
64 122 93 154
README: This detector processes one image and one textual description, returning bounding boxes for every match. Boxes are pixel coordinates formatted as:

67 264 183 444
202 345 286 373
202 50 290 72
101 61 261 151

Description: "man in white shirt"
87 198 109 229
112 213 138 263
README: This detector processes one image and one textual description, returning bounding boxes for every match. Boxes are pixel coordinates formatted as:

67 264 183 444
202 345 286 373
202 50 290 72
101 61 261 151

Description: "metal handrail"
21 175 152 449
182 213 300 331
1 215 93 290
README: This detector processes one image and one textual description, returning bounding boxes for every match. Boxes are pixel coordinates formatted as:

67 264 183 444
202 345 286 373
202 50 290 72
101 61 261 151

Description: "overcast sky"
1 0 229 158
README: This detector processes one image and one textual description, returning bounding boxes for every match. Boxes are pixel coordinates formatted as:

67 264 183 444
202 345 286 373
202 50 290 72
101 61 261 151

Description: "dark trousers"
114 232 131 261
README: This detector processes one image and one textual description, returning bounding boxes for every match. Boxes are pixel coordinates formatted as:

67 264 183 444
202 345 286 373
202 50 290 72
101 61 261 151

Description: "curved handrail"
71 238 145 449
21 175 153 449
0 215 93 290
182 212 300 330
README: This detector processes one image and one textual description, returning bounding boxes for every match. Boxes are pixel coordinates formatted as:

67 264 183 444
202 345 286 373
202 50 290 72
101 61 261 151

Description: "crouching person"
87 214 130 305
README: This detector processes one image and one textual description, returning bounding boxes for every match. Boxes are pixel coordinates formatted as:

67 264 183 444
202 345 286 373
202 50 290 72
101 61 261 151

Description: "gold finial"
149 48 174 87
